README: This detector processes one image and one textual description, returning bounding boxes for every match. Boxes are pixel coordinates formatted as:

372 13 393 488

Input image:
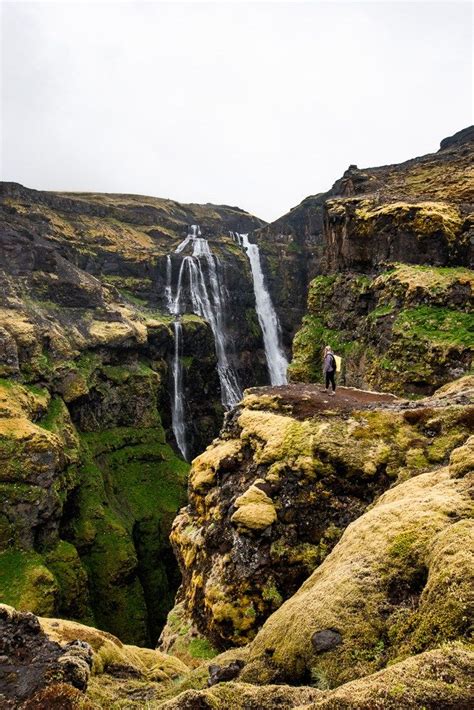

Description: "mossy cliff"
0 191 233 645
254 126 473 359
290 264 473 394
288 128 473 392
165 377 473 652
0 182 271 390
3 406 472 708
0 368 188 646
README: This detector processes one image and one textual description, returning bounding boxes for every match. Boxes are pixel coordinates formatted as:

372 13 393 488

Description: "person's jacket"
323 353 336 373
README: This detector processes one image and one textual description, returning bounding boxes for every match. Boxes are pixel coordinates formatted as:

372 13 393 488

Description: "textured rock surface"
290 265 473 394
0 604 93 707
240 436 473 687
158 646 474 709
254 125 473 352
166 378 473 649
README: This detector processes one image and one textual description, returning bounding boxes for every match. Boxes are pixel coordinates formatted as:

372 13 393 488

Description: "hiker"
323 345 336 395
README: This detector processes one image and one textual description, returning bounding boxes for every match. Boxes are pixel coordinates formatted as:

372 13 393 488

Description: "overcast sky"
1 1 472 222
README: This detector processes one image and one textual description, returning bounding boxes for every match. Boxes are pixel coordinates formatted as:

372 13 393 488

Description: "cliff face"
287 128 473 392
253 126 473 355
166 378 473 651
0 183 271 646
0 182 271 390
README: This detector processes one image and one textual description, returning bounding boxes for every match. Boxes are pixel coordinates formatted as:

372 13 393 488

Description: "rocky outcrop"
0 603 191 708
239 434 474 688
0 604 93 708
287 129 473 393
290 264 473 394
253 126 473 356
166 377 473 650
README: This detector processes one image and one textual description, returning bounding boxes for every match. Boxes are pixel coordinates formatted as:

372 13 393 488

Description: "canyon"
0 125 472 708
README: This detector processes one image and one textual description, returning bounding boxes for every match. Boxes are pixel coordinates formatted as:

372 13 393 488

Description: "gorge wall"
254 126 473 368
0 127 473 709
0 184 285 647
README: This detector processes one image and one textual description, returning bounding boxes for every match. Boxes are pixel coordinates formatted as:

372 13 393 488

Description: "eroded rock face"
0 605 93 707
253 126 473 353
167 379 473 650
290 265 473 394
239 435 474 688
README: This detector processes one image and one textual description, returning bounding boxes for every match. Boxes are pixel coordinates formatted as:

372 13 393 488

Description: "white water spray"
171 320 188 460
175 224 201 253
240 233 288 385
165 255 173 313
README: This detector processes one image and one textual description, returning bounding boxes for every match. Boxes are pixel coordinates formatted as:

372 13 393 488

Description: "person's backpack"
334 354 342 372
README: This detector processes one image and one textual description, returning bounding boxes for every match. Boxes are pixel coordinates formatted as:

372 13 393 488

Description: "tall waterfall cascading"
165 255 173 312
171 319 188 460
169 228 242 409
165 225 243 460
165 254 188 460
186 242 242 407
239 233 288 386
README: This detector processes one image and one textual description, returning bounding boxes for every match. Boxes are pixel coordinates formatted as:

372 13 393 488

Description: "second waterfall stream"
239 233 288 385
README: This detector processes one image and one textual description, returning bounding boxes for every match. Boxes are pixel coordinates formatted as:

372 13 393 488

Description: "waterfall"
186 251 242 408
240 233 288 386
165 255 173 312
168 231 242 409
166 254 188 460
170 320 188 460
175 224 201 254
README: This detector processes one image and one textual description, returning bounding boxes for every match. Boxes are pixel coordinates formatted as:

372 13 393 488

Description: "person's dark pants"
325 371 336 391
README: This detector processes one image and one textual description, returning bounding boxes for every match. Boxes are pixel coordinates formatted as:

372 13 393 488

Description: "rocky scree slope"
0 185 270 647
255 126 473 373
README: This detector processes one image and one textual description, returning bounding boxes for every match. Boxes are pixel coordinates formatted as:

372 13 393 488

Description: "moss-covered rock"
0 362 190 646
239 437 473 687
168 378 473 650
290 265 473 394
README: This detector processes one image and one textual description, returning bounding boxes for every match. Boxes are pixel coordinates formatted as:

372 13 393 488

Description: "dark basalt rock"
311 628 343 653
0 606 93 706
208 659 245 686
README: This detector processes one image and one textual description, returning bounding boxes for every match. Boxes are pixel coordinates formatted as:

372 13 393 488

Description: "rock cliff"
0 184 271 646
254 126 473 356
287 127 473 391
166 377 473 650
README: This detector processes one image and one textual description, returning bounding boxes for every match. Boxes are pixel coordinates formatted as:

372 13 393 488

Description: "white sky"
1 1 472 222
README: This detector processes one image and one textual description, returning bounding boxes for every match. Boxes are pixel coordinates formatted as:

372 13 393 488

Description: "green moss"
188 638 218 660
45 540 93 622
368 303 395 320
261 579 283 608
0 548 58 615
38 397 64 432
64 427 189 645
394 306 474 348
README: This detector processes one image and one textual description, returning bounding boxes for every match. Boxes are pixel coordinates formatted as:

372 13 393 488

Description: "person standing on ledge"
323 345 337 395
